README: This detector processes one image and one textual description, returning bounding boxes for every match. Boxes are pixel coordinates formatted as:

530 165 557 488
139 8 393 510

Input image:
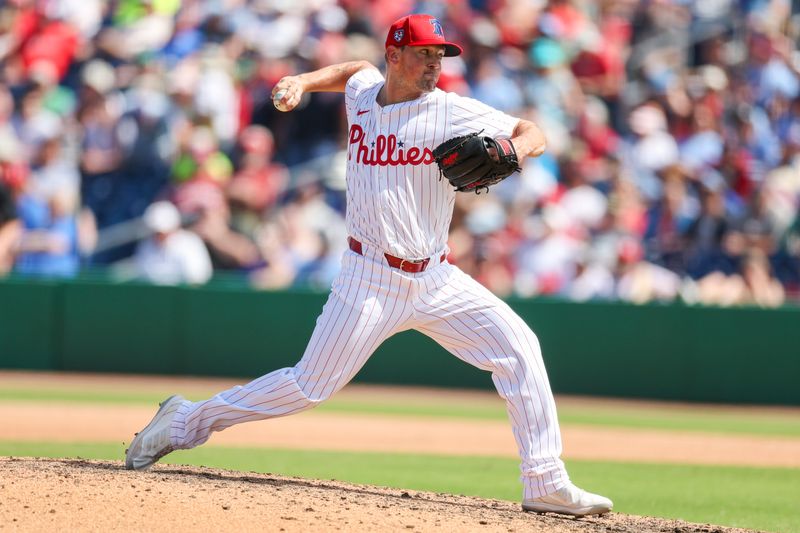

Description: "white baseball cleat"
125 395 185 471
522 483 613 517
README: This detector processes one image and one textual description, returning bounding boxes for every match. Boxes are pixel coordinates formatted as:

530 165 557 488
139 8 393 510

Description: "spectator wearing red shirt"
10 2 80 83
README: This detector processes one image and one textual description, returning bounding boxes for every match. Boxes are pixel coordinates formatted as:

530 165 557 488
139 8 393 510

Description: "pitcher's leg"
172 255 413 449
414 265 568 498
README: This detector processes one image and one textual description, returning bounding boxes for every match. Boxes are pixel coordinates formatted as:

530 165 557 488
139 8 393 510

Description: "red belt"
348 237 445 273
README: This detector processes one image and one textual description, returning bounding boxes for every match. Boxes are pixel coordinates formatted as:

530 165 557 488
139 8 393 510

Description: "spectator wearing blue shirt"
15 180 81 278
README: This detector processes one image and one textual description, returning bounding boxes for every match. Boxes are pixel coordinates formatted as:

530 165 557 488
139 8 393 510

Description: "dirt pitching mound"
1 458 753 533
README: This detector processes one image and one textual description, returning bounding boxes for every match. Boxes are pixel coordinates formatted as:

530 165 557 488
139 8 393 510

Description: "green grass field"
2 383 799 532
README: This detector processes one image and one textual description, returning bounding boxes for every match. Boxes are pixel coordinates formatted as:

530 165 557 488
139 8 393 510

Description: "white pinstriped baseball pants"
170 248 569 498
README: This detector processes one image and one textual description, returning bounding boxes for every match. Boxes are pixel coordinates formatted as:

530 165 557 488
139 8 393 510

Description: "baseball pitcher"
126 13 613 517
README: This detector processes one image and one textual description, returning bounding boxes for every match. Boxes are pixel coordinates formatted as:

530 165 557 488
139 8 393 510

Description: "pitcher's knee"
293 366 338 406
490 346 541 378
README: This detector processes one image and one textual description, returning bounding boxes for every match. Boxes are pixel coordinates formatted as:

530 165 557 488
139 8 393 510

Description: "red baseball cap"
385 14 463 57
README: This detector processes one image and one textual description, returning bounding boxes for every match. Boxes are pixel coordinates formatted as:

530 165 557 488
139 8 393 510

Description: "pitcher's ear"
386 45 402 64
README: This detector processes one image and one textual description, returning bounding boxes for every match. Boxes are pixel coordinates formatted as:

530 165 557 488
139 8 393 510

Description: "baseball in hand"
273 90 290 112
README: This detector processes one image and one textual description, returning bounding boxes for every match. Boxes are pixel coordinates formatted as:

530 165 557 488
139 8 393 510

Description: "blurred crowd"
1 0 799 308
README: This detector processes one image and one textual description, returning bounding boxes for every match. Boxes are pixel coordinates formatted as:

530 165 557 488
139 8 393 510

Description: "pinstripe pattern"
412 263 567 498
170 254 567 498
168 68 568 499
344 70 518 260
170 251 417 448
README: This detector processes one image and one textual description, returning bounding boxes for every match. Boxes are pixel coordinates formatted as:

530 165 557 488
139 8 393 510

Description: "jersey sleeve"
345 68 384 118
449 94 520 139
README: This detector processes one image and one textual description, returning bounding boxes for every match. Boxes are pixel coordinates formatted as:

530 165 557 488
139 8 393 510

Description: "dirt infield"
0 458 756 533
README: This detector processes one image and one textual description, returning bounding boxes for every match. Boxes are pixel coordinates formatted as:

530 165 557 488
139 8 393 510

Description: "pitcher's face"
397 45 445 93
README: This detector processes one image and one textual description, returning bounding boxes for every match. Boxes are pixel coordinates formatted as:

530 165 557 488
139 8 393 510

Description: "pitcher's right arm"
271 61 378 111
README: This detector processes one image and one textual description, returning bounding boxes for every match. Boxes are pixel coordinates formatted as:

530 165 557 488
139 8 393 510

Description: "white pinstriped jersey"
344 68 519 259
166 67 571 501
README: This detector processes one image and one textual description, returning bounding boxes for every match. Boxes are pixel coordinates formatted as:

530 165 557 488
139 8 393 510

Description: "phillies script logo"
349 124 434 166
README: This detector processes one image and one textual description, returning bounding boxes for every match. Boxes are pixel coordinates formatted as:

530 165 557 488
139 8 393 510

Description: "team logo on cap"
430 18 443 37
394 29 404 42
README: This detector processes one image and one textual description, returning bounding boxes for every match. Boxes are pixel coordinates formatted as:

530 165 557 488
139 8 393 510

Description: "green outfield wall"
1 279 798 405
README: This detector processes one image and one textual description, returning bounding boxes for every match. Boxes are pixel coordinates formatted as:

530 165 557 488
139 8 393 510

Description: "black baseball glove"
432 132 521 193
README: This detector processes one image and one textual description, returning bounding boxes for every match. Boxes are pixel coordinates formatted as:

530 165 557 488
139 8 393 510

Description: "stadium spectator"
13 130 90 278
226 125 289 236
134 200 212 286
0 180 20 276
0 85 25 275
